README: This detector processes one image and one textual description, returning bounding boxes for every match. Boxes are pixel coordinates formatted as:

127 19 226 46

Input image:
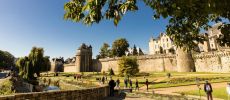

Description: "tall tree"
132 45 138 56
0 50 15 69
64 0 230 50
111 38 129 57
16 47 50 80
138 48 144 55
98 43 111 59
29 47 44 77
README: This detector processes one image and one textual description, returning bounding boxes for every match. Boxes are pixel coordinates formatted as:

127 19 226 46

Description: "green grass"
41 72 230 90
181 87 228 99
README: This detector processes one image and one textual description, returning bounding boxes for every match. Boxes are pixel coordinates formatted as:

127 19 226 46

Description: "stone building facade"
149 33 176 55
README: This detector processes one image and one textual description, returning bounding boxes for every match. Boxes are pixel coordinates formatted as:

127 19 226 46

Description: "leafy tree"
118 56 139 76
132 45 138 56
64 0 230 50
97 43 111 59
138 48 144 55
16 47 50 80
0 50 15 69
108 68 115 76
111 38 129 57
41 56 51 72
28 47 44 77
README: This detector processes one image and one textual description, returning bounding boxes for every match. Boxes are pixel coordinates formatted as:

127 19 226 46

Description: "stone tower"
75 43 93 72
203 33 211 52
176 47 195 72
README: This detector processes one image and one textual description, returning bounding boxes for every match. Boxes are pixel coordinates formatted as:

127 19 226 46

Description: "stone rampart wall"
0 86 110 100
96 51 230 73
97 54 177 72
194 51 230 72
64 64 77 72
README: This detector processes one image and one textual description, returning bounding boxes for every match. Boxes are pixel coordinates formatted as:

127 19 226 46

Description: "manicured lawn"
182 87 229 99
41 72 230 90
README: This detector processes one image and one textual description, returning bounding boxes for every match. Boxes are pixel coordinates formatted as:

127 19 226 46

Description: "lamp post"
195 77 201 100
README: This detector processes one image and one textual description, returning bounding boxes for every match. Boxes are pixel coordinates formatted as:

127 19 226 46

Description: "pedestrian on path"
116 78 120 88
226 83 230 100
129 79 132 89
102 76 105 84
124 78 128 88
135 79 139 91
146 79 149 91
109 77 116 96
204 81 213 100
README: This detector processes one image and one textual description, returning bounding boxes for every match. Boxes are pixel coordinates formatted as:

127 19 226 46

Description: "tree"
108 68 115 76
41 56 51 72
16 47 50 80
111 38 129 57
64 0 230 50
132 45 138 56
97 43 111 59
28 47 44 77
138 48 144 55
118 56 139 76
0 50 15 69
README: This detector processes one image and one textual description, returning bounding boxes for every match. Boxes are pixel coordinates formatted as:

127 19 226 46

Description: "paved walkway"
139 82 227 100
105 82 227 100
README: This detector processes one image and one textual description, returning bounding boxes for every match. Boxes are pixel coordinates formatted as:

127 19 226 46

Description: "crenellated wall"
97 54 177 72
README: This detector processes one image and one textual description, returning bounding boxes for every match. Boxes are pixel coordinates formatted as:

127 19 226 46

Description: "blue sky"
0 0 168 59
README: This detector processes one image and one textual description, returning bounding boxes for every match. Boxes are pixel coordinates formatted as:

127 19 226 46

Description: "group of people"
121 78 140 91
107 77 151 96
97 76 108 84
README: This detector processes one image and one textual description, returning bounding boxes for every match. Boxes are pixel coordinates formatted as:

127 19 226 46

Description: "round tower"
176 47 195 72
75 49 81 72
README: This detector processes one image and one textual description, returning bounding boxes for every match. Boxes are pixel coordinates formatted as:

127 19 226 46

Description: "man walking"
135 79 139 91
124 78 128 88
146 79 149 91
129 79 132 89
109 78 116 96
204 81 213 100
116 78 120 88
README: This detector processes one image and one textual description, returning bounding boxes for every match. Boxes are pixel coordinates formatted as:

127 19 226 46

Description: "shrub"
118 56 139 76
0 79 14 95
108 68 115 76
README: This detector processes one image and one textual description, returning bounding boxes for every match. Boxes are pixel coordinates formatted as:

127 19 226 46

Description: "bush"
118 56 139 76
108 68 115 76
0 79 14 95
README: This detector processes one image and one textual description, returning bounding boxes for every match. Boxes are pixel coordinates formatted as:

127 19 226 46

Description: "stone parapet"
0 86 110 100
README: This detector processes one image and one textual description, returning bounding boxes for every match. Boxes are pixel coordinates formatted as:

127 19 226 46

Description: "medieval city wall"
64 64 77 72
194 51 230 72
97 54 177 72
96 51 230 73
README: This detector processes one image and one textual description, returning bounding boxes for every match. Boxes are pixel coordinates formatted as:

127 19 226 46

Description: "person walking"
109 78 116 96
226 83 230 100
129 79 132 89
204 81 213 100
135 79 139 91
146 79 149 91
124 78 128 88
102 76 105 84
116 78 120 88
